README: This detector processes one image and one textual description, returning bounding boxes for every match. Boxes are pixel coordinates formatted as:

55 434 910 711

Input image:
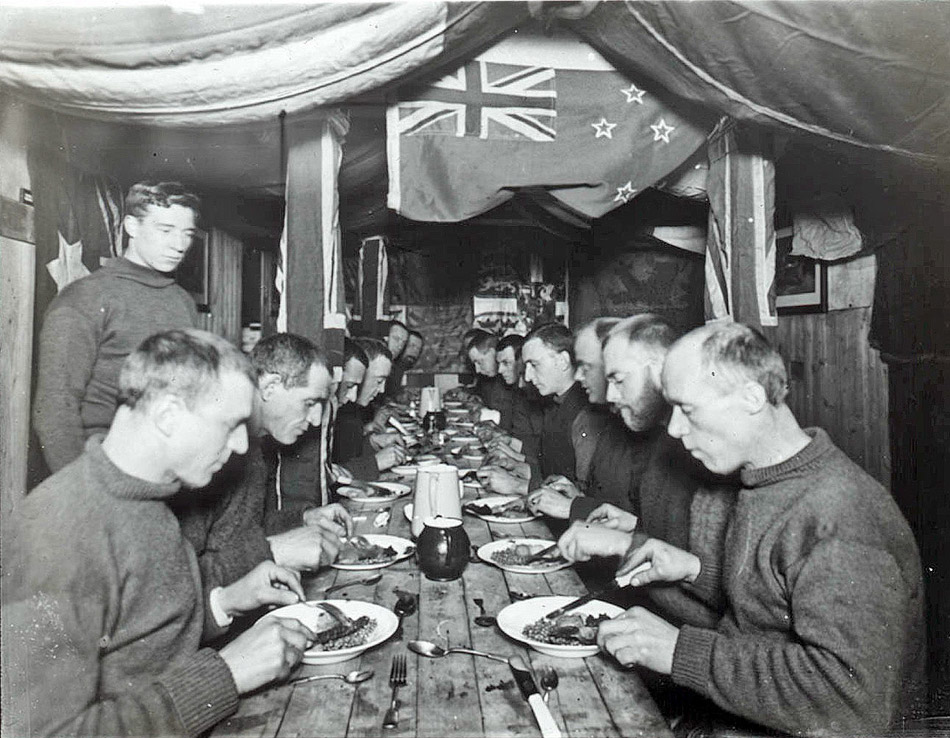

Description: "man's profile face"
387 325 409 359
603 338 666 432
522 338 565 397
337 357 367 405
574 328 608 404
358 355 392 406
124 204 198 274
402 334 423 367
173 369 253 488
262 363 332 445
467 346 498 377
662 341 748 474
496 346 521 386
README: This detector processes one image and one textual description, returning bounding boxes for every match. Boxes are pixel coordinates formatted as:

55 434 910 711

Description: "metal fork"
382 654 407 730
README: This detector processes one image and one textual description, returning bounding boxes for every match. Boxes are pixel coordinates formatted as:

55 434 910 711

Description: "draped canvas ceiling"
2 1 948 170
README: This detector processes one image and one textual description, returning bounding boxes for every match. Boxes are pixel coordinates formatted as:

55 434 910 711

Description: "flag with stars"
387 31 714 221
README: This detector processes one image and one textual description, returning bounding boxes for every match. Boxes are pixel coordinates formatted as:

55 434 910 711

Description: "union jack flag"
396 60 557 142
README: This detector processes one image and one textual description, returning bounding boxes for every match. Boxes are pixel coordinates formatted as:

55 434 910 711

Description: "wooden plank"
0 237 34 519
0 196 35 244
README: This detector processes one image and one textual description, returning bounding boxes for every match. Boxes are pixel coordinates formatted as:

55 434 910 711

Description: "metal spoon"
472 598 497 627
323 573 383 595
408 639 509 664
539 667 559 703
291 669 374 686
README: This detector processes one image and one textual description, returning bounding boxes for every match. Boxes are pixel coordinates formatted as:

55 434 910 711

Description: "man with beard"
553 314 735 631
527 317 650 521
559 321 924 737
5 329 315 737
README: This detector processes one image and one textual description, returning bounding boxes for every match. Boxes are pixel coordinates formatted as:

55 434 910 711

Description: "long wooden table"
211 493 673 738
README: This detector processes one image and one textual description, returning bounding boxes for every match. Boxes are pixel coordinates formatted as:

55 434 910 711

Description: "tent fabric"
386 29 714 222
568 1 950 166
0 3 527 126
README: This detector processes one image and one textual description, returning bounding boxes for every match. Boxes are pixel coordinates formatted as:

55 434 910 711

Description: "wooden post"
0 200 35 523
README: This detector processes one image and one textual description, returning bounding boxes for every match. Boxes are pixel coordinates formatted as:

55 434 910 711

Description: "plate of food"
477 538 571 574
390 464 417 477
266 600 398 665
333 534 415 571
336 481 411 507
443 400 465 409
496 596 623 658
464 495 538 524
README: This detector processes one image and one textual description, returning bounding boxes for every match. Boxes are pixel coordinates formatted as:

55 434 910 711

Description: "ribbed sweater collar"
104 257 177 288
87 437 182 501
740 427 829 489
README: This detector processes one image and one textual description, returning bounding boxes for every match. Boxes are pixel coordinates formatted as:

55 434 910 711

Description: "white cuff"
209 587 234 628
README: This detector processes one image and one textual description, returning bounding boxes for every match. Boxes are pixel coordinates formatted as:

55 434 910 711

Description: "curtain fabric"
0 3 528 127
704 123 777 329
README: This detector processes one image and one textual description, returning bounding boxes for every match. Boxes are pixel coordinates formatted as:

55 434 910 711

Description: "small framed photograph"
775 227 827 314
177 229 211 311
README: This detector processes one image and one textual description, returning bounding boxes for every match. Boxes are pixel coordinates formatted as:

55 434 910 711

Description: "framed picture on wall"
775 227 827 314
177 229 211 312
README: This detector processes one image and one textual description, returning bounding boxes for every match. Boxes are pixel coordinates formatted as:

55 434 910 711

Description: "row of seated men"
460 318 926 737
11 180 926 736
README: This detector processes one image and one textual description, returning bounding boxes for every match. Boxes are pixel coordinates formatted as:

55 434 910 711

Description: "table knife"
523 542 561 565
508 655 562 738
543 561 652 620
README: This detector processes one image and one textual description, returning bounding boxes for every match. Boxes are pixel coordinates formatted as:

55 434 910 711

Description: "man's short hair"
125 181 201 220
468 330 498 353
119 329 254 410
251 333 328 388
343 337 369 368
524 322 574 364
606 314 678 356
408 329 424 342
386 320 408 336
354 337 393 362
700 322 789 405
579 317 621 344
497 334 524 360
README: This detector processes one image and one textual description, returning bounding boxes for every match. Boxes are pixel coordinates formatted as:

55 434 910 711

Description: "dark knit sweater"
33 258 197 473
671 429 926 736
3 439 239 737
529 382 589 488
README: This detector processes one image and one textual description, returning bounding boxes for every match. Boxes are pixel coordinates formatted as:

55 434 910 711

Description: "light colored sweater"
3 438 239 737
672 429 926 736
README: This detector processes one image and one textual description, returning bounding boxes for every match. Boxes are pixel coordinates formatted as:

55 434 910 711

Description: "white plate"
332 534 415 571
266 600 398 665
497 596 623 658
464 495 538 524
390 464 418 477
477 538 571 574
444 401 465 409
336 482 411 507
403 502 414 522
451 435 480 444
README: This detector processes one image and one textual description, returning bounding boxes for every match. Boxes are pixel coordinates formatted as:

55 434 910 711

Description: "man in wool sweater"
565 321 926 736
4 329 315 737
554 314 735 629
177 332 352 586
33 181 202 474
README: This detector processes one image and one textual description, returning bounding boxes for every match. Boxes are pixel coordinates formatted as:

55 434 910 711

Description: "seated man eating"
4 330 314 737
558 321 925 736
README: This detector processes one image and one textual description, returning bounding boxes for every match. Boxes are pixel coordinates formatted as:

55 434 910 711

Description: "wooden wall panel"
207 227 243 346
0 236 34 517
775 306 890 485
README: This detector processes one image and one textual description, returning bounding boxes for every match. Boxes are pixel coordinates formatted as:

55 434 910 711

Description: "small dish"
336 482 411 507
332 534 415 571
464 495 538 524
